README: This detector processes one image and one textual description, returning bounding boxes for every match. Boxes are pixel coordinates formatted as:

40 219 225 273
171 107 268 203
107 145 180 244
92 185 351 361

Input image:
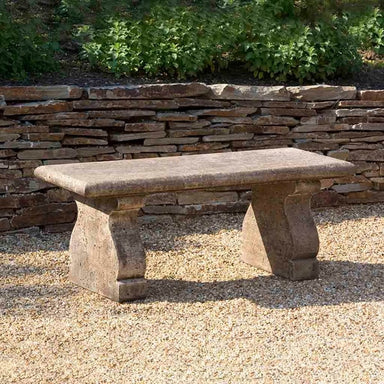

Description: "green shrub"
0 8 59 80
81 6 233 78
349 8 384 54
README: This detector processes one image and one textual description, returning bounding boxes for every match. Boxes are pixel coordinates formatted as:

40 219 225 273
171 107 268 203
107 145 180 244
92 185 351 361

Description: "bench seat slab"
242 180 320 280
69 195 147 302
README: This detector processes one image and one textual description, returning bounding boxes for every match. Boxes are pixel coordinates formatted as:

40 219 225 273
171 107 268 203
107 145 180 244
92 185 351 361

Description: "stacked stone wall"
1 83 384 233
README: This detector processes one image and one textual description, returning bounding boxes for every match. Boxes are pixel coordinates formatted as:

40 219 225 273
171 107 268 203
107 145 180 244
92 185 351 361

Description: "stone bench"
34 148 355 302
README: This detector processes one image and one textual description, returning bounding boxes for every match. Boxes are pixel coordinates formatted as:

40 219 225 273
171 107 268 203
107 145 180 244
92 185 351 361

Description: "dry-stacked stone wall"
1 83 384 233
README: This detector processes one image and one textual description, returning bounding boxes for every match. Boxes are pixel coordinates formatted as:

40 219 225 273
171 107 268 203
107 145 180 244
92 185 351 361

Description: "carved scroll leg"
69 195 147 302
241 181 321 281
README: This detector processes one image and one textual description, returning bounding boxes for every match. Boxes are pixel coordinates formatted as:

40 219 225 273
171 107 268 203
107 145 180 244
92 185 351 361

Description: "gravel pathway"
1 204 383 383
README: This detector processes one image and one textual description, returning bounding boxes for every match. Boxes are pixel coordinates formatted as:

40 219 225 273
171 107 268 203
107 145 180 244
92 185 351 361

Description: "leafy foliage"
0 6 59 80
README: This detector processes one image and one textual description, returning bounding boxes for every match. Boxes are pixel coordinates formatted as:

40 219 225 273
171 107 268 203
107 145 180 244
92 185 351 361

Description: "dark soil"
1 61 384 89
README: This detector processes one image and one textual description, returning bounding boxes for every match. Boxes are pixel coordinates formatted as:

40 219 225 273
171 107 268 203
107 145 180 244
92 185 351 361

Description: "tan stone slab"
4 101 72 116
0 85 83 101
73 99 178 110
35 148 355 198
88 83 209 99
208 85 290 101
288 85 356 101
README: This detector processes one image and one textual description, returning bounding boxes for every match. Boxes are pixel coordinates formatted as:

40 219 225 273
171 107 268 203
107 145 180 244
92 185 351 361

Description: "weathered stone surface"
34 148 355 198
177 191 238 205
168 120 211 130
179 143 229 152
53 127 108 137
0 134 20 142
69 196 147 301
294 142 339 151
0 95 5 108
12 178 51 193
47 188 74 202
156 113 197 122
292 124 349 133
359 90 384 101
20 112 89 120
208 85 290 101
335 109 368 117
45 118 125 127
327 149 349 161
76 147 115 157
145 192 177 205
370 177 384 191
231 125 289 135
253 115 299 126
261 101 307 109
88 110 156 119
0 149 16 158
44 222 75 233
11 202 77 228
348 149 384 161
44 159 80 165
288 85 356 101
312 190 340 208
191 107 257 117
260 108 316 117
209 117 253 124
202 133 254 142
242 181 321 280
338 100 384 108
111 131 166 142
301 112 336 125
125 122 165 132
343 143 383 150
144 137 199 146
62 137 109 146
0 141 61 149
8 160 42 169
174 98 231 108
0 169 22 179
0 218 10 231
4 101 72 116
116 145 177 154
0 125 49 134
0 86 83 101
332 183 371 194
0 119 17 126
96 153 122 161
73 99 178 110
231 139 292 148
88 83 209 100
169 128 229 138
18 148 77 160
352 123 384 131
21 133 65 141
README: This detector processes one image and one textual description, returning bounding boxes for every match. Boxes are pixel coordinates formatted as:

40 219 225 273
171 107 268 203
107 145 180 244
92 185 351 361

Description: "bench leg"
69 196 147 302
241 181 321 280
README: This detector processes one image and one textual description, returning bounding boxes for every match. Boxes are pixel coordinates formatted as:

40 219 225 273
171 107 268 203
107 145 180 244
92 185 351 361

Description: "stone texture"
0 85 83 101
76 147 115 157
191 108 258 117
20 112 89 120
62 137 109 146
111 132 166 142
11 203 76 229
53 128 107 137
169 128 229 138
21 133 65 141
0 141 61 149
208 85 290 101
0 119 17 126
88 83 209 100
348 149 384 161
156 113 197 122
352 123 384 131
359 90 384 101
338 100 384 108
179 143 229 152
202 133 254 142
3 101 72 116
88 110 156 119
34 148 354 198
45 119 124 127
288 85 357 101
177 191 238 205
0 125 49 133
242 181 321 280
260 108 316 117
231 125 289 135
116 145 177 154
73 99 178 110
144 137 199 146
0 134 20 142
125 122 165 132
253 116 299 126
168 120 211 129
69 196 147 302
174 98 231 108
18 148 77 160
301 112 336 125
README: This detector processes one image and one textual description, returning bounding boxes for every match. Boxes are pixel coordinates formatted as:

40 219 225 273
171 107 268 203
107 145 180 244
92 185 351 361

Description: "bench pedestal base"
241 181 320 280
69 196 147 302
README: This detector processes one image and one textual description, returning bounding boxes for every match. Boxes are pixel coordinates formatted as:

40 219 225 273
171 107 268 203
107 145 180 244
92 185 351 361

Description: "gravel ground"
1 204 383 383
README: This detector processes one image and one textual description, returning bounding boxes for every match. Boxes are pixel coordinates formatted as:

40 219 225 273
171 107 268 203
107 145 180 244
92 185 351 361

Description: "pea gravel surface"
1 204 383 384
